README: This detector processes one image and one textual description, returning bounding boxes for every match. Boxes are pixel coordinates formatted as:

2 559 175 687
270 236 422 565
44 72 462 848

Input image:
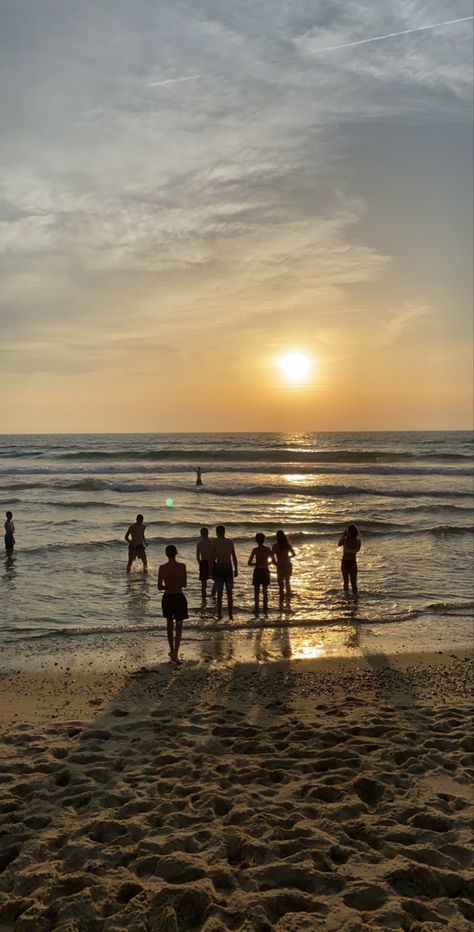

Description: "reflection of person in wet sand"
338 523 361 595
196 466 203 486
209 525 238 620
158 544 188 665
196 526 213 600
125 514 148 573
272 529 295 609
248 533 274 616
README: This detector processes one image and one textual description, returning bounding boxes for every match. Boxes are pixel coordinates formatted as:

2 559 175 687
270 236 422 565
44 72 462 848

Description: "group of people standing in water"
124 514 361 665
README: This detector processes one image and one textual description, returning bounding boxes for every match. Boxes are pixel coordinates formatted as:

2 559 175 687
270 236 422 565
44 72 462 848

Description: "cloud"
0 0 471 404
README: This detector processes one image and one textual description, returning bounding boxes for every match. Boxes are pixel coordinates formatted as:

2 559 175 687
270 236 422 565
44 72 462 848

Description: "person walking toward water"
4 511 15 557
125 514 148 573
272 529 295 609
158 544 188 665
196 526 213 600
338 523 361 595
209 525 238 620
248 533 274 616
196 466 203 486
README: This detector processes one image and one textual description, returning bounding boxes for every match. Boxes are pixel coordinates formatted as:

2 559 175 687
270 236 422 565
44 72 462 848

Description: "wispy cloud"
298 15 473 56
149 74 201 88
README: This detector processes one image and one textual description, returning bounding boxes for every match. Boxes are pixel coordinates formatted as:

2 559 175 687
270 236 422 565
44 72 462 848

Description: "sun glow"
278 352 312 383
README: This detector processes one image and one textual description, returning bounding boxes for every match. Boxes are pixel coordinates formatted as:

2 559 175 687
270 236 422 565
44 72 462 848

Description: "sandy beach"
0 648 472 931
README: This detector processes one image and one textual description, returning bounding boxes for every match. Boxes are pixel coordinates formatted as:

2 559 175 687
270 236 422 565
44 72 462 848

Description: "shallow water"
1 431 473 659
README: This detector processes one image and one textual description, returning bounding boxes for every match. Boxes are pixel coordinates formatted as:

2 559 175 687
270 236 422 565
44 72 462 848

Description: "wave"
1 463 472 479
16 522 473 557
2 598 473 643
53 447 473 464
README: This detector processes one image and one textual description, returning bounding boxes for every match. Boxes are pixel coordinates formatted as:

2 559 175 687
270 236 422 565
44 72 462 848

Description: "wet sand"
0 650 473 930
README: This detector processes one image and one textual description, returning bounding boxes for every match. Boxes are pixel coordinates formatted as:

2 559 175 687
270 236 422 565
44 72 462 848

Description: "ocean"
1 431 473 663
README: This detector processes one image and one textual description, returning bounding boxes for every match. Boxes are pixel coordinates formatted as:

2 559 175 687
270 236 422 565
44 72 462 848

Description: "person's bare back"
158 560 186 594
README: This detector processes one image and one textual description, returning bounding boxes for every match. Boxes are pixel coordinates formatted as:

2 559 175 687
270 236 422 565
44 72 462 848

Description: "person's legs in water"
262 584 269 614
349 562 358 596
341 560 350 591
253 583 260 616
226 579 233 620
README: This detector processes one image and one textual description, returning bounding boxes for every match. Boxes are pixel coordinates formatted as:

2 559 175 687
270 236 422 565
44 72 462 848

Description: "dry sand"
0 650 473 931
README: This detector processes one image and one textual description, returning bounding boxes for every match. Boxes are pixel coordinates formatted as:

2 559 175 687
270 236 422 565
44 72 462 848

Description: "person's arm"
337 533 346 547
143 526 147 546
182 564 187 589
288 543 295 557
196 543 200 564
248 547 256 566
231 543 238 577
356 538 361 553
125 525 132 542
158 567 165 590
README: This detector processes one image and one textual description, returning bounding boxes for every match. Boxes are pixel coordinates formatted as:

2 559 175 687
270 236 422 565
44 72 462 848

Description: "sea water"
1 432 473 662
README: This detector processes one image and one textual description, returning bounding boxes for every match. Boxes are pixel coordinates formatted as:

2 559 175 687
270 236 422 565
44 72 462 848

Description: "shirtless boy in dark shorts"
158 544 188 664
248 532 274 615
125 514 148 573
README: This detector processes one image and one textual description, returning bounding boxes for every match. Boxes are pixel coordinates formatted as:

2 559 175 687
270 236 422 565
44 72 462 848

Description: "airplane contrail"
149 75 201 87
303 15 474 55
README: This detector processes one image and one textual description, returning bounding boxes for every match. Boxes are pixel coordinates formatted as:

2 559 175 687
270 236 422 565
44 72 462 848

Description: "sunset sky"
0 1 472 432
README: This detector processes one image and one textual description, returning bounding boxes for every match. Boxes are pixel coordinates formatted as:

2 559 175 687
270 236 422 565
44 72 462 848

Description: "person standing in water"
125 514 148 573
248 532 274 616
338 523 361 595
196 466 203 486
209 525 238 620
4 511 15 557
196 526 213 600
272 529 295 609
158 544 188 665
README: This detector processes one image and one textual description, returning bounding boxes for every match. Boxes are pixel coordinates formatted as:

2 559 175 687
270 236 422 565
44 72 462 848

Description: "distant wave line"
304 15 474 55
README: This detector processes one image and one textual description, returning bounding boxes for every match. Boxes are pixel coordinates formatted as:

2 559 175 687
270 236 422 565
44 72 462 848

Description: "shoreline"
1 647 472 727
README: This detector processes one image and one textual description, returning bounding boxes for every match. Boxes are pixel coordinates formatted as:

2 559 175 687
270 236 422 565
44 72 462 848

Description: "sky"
0 0 472 432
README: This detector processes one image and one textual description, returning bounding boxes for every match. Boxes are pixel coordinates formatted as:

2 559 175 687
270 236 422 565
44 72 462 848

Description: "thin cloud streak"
302 15 474 56
149 75 201 87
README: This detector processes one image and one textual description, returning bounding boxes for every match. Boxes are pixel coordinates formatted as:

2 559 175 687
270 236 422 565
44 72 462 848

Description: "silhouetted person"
4 511 15 557
196 526 213 600
248 532 274 615
209 525 238 620
338 523 361 595
125 514 148 573
158 544 187 664
196 466 203 486
272 529 295 608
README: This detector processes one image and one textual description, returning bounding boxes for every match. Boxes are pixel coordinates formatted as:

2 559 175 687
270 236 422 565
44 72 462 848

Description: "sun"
278 352 312 383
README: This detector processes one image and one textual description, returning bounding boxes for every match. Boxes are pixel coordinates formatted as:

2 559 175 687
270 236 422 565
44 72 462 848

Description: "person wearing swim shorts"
272 529 295 609
338 523 361 595
158 544 188 665
4 511 15 557
209 525 238 620
196 526 213 600
248 532 274 616
125 514 148 573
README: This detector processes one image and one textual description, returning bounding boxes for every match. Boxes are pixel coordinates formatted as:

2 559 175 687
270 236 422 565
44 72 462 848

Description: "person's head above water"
200 527 209 537
216 525 226 537
136 514 144 523
255 533 265 545
6 511 12 520
347 523 359 539
165 544 177 559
